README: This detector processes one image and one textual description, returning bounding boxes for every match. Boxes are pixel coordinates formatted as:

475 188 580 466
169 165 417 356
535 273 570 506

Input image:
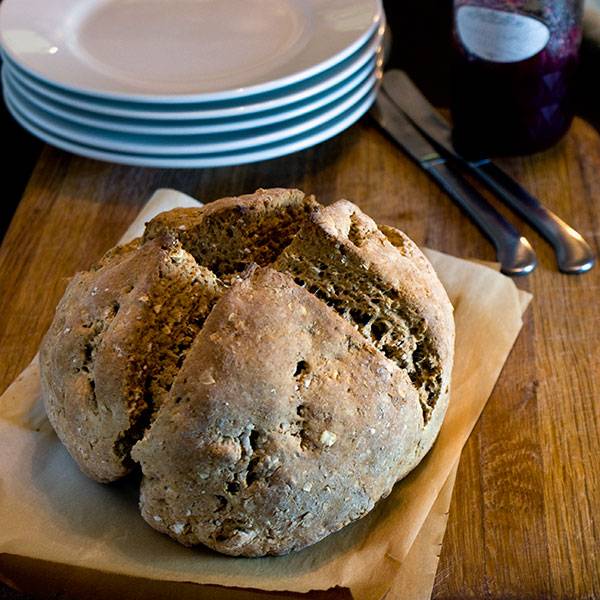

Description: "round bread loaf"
40 188 454 556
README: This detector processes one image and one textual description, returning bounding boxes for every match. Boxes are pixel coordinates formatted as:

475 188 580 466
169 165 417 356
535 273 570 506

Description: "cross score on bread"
40 188 454 557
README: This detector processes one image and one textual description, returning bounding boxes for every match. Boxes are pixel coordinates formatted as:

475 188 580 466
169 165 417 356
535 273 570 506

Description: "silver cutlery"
381 69 595 274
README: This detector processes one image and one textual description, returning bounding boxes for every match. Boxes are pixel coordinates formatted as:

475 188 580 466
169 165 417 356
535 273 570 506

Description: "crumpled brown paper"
0 189 531 600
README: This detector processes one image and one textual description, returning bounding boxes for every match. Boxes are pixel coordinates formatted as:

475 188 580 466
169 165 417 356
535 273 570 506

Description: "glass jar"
451 0 583 156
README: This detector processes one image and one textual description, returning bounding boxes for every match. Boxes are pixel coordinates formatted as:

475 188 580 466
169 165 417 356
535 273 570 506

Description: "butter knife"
381 69 595 274
372 92 537 276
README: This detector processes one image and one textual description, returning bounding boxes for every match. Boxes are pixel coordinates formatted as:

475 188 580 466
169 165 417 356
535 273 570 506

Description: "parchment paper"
0 189 531 600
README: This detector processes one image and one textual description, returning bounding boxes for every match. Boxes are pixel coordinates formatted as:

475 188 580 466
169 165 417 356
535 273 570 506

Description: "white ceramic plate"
4 59 377 135
2 26 384 120
0 0 382 101
3 66 377 154
4 79 377 168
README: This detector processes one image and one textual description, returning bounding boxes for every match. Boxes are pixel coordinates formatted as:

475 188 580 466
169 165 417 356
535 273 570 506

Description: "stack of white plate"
0 0 384 168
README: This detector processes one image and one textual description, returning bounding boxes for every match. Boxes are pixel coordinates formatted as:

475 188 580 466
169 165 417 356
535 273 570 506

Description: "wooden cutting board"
0 117 599 599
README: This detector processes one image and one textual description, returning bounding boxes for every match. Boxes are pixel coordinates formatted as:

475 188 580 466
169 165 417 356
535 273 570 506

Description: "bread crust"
40 236 222 482
275 200 454 464
132 266 422 555
40 188 455 555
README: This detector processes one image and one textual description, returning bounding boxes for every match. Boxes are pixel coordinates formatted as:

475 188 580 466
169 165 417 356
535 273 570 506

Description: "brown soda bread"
40 188 454 556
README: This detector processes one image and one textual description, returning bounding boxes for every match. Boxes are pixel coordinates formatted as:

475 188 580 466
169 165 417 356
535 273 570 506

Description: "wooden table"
1 117 600 599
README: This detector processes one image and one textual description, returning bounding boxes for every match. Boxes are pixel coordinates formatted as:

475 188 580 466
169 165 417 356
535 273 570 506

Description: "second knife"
372 91 537 276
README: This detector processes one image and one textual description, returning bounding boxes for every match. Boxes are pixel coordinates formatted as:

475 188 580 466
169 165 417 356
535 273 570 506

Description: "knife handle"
423 161 537 276
470 161 595 274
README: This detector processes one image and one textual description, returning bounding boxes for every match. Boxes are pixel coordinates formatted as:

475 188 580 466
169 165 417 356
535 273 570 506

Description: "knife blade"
371 92 537 276
381 69 595 274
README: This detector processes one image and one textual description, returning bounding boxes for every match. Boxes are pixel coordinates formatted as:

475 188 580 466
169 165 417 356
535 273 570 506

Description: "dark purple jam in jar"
451 0 583 156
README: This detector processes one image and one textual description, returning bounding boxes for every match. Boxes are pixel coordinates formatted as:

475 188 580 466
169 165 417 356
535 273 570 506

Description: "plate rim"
4 59 378 135
3 64 378 154
4 79 377 167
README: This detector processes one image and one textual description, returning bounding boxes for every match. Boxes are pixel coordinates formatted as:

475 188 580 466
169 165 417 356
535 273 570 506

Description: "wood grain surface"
1 117 599 599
